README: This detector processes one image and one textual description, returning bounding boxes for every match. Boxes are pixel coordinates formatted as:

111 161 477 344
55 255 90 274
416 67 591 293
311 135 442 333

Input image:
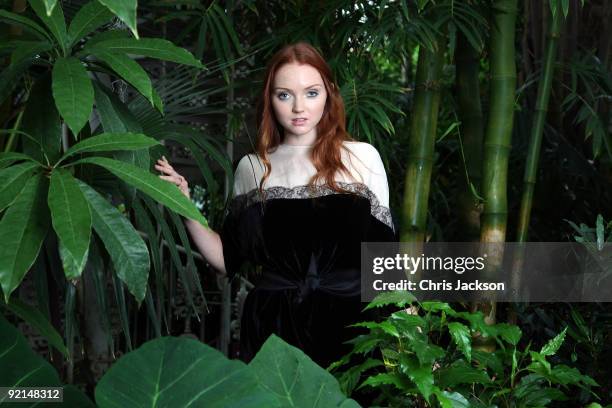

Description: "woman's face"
271 62 328 144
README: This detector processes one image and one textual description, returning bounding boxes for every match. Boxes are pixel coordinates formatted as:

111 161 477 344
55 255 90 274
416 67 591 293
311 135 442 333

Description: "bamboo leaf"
77 180 149 303
61 132 159 162
96 0 138 39
52 57 94 136
87 38 203 68
0 175 50 303
67 0 114 47
89 50 154 105
48 169 92 278
75 157 208 228
28 0 67 53
0 162 40 211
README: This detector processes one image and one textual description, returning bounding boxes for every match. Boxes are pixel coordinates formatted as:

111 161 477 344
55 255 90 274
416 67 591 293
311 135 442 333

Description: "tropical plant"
0 0 213 363
0 313 360 407
331 292 600 407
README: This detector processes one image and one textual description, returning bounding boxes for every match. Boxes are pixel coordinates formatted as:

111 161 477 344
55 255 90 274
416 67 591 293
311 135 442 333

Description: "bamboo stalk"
400 43 444 243
481 0 518 245
455 33 484 242
476 0 518 341
516 6 563 242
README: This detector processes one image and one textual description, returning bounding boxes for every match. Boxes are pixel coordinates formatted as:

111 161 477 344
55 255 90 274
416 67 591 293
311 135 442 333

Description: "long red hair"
255 42 356 195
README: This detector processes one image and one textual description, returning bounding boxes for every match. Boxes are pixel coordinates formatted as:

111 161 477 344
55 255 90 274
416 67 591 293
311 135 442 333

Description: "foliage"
331 292 599 407
0 0 209 304
1 313 358 408
0 314 94 406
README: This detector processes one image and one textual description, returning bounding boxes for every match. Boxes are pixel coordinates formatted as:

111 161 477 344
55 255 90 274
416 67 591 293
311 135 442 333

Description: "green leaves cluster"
1 314 359 408
0 1 208 307
0 132 209 304
331 291 599 407
1 0 203 137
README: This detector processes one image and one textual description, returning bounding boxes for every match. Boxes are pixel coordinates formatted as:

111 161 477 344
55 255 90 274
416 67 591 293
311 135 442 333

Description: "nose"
292 96 304 113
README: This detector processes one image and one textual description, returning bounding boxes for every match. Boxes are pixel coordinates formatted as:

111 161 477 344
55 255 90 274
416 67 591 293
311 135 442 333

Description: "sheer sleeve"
219 155 257 281
362 144 398 242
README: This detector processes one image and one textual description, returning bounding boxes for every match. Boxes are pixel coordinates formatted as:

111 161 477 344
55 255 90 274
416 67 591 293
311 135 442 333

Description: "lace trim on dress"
229 181 395 231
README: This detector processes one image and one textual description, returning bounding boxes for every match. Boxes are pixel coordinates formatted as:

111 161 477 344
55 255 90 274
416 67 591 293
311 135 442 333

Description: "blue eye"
277 92 290 100
307 90 319 97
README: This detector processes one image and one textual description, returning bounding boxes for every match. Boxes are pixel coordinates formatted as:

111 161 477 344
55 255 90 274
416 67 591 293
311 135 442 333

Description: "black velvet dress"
220 141 397 368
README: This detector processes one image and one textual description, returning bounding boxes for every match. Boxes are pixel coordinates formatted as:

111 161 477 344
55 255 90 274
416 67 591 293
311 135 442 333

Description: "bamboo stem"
516 6 563 242
456 33 484 241
400 43 444 243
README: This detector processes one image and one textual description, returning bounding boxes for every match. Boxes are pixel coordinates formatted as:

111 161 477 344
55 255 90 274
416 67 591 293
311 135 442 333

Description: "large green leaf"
76 180 149 303
75 157 208 228
92 82 142 133
0 315 94 406
0 152 39 169
48 169 92 278
67 0 114 47
28 0 67 53
87 38 203 67
60 132 159 163
0 175 49 303
89 50 154 105
0 10 50 41
91 83 148 203
10 40 52 65
95 336 279 408
399 355 435 402
1 297 68 358
249 335 361 408
20 73 62 164
52 57 94 136
0 162 40 211
96 0 138 39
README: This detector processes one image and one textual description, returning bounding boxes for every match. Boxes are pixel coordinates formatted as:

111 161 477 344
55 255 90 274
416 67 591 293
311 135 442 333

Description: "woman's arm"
155 156 227 276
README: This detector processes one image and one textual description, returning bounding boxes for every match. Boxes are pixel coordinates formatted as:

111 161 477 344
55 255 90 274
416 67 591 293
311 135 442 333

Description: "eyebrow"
273 84 323 91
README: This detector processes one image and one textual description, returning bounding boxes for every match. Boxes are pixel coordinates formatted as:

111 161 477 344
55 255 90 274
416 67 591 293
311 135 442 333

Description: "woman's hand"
155 156 190 199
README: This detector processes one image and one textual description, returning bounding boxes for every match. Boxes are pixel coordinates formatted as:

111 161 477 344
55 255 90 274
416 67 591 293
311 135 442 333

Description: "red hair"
255 42 356 195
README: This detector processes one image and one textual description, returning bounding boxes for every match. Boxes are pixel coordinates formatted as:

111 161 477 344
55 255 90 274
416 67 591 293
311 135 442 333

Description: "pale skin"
156 62 328 276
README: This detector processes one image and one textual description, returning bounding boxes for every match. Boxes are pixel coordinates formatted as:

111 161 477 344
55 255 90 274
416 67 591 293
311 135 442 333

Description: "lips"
292 118 307 125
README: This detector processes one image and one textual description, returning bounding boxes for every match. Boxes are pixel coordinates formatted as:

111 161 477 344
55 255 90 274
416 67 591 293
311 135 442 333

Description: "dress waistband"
256 266 361 303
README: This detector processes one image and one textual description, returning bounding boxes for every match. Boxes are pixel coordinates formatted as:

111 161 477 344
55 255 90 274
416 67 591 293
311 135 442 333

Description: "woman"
156 42 397 368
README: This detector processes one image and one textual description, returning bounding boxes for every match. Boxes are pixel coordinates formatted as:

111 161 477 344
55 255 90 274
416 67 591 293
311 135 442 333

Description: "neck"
282 131 317 146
